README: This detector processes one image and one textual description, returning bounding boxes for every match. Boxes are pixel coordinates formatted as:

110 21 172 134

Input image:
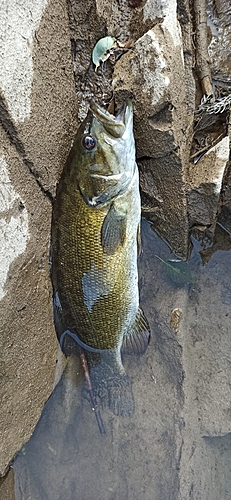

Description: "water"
12 220 231 499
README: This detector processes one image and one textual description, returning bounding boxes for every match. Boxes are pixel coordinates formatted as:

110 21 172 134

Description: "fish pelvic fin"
122 307 150 355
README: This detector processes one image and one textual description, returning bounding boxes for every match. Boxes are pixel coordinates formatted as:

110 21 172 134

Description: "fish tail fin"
85 349 134 417
122 307 150 355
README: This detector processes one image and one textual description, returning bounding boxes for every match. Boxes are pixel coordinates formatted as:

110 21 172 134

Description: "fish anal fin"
122 308 150 356
101 203 127 255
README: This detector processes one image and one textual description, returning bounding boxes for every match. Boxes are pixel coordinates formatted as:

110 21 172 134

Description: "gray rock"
188 136 230 234
0 0 77 476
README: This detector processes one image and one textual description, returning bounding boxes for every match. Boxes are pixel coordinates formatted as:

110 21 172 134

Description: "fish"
51 100 150 417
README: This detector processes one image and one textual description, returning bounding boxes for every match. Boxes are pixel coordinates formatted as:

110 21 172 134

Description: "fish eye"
82 135 97 152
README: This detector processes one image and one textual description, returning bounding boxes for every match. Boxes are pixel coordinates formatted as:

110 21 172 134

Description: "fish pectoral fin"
122 308 150 355
101 203 127 255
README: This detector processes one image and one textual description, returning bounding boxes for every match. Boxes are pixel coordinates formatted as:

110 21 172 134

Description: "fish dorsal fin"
122 307 150 355
101 203 127 255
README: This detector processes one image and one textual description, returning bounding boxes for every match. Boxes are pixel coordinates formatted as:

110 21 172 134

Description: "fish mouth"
90 100 133 138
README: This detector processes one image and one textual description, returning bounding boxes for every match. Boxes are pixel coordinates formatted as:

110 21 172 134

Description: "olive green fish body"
52 171 140 351
51 101 150 416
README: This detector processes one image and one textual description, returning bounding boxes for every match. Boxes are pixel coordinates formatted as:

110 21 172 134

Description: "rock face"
0 0 231 498
113 17 192 258
188 136 230 235
0 0 77 477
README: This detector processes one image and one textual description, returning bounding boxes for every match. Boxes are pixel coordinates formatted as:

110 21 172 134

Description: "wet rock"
141 222 231 499
178 237 231 499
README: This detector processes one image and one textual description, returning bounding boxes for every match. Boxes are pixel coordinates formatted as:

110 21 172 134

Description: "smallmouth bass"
51 100 150 416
